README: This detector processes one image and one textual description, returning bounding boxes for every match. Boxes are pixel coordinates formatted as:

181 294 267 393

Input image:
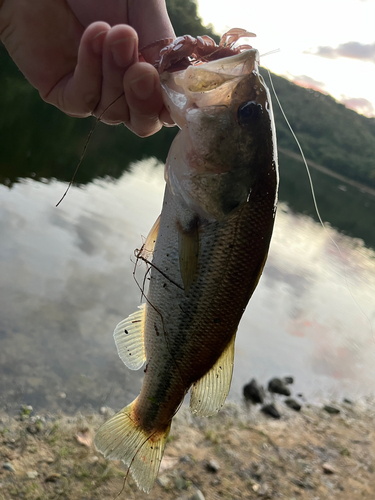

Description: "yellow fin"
178 220 200 293
140 215 160 259
113 304 146 370
190 334 236 417
94 399 171 493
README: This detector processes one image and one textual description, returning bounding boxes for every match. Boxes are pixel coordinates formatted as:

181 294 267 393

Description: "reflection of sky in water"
1 158 375 412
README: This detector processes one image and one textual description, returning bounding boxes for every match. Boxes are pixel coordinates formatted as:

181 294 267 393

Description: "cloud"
339 96 375 117
305 41 375 63
290 74 327 92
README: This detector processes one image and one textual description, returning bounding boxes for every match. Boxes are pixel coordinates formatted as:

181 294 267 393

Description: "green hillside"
261 70 375 187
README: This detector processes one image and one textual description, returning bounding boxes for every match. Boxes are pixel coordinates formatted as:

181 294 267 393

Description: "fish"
94 29 279 493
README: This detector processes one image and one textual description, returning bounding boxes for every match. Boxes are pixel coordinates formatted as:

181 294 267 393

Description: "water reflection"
1 159 374 414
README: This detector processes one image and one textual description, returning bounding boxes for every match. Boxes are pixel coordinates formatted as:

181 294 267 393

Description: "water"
1 155 375 414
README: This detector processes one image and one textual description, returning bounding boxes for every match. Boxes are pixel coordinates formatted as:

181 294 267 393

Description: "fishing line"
55 93 124 207
266 69 373 339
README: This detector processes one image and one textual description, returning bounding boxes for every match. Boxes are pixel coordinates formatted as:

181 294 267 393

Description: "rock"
283 376 294 385
323 405 340 415
2 462 15 472
343 398 353 405
190 490 205 500
257 483 270 497
45 473 62 483
174 474 189 490
26 470 38 479
285 398 302 411
261 403 281 419
322 462 336 474
26 422 41 434
180 455 194 465
243 379 265 404
205 459 220 473
157 474 172 489
292 478 316 489
268 378 291 396
58 392 66 399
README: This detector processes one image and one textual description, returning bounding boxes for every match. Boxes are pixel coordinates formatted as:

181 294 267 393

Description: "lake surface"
1 156 375 415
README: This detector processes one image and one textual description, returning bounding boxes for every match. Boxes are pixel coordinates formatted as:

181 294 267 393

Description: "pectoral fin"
178 219 200 293
190 333 236 417
113 304 147 370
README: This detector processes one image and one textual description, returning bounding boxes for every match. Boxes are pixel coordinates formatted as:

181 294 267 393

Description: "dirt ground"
0 399 374 500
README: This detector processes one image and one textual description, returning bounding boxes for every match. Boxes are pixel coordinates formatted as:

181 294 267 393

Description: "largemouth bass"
95 30 279 493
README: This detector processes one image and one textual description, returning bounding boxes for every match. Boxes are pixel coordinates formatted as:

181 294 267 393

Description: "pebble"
157 474 172 489
45 473 61 483
26 470 38 479
243 379 265 404
322 462 336 474
174 474 189 490
2 462 15 472
268 378 291 396
323 405 340 415
205 459 220 473
261 403 281 419
190 490 205 500
283 376 294 385
292 478 316 489
285 398 302 412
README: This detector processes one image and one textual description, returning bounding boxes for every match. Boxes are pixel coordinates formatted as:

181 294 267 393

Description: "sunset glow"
197 0 375 117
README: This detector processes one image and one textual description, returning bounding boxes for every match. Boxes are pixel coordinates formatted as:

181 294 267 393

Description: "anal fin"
114 304 147 370
190 333 236 417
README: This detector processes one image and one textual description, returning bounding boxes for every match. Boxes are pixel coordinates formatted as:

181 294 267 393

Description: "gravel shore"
1 398 374 500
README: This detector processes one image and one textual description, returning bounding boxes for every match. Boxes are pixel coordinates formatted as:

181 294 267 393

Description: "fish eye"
237 101 263 127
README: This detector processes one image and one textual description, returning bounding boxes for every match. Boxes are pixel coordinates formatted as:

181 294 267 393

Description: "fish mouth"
160 49 260 127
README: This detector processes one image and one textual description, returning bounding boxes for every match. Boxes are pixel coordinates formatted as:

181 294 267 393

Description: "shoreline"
279 147 375 197
1 398 374 499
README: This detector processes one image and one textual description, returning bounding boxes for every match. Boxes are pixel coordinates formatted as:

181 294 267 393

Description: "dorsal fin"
190 333 236 416
113 304 147 370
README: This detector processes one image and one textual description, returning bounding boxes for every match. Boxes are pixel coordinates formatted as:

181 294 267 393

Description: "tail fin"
94 399 171 493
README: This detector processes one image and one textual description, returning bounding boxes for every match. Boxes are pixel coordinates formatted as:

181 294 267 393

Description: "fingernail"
111 37 137 67
92 30 107 55
130 73 156 100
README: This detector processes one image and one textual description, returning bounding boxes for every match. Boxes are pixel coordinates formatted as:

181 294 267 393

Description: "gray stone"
268 378 291 396
261 403 281 419
243 379 265 404
323 405 340 415
285 398 302 411
26 470 38 479
190 490 205 500
157 474 172 489
3 462 15 472
205 459 220 473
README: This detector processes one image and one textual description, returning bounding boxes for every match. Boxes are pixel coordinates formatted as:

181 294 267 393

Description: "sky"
197 0 375 117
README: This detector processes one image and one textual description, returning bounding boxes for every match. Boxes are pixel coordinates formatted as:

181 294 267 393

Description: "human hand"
0 0 175 136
